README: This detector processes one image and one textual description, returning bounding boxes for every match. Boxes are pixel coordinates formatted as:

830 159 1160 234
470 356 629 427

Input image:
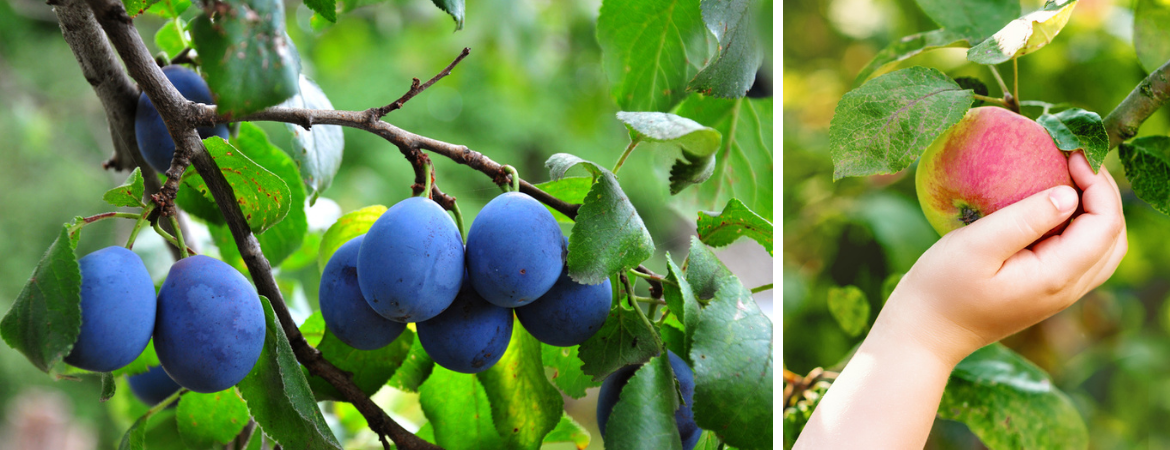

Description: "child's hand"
882 150 1127 366
795 151 1126 449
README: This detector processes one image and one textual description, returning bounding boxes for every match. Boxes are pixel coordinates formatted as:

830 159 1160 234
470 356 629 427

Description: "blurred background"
784 0 1170 447
0 0 774 448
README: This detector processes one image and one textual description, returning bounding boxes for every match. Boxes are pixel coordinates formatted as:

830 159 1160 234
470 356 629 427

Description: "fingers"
1033 153 1125 276
955 185 1079 264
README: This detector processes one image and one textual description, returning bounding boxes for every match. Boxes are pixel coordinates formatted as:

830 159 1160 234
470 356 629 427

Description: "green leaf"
542 413 591 449
430 0 465 30
235 126 307 264
826 285 869 337
420 366 504 450
683 236 731 301
569 173 655 284
663 254 701 358
176 388 250 448
306 328 413 401
230 123 308 267
603 354 683 450
1 225 82 373
690 277 774 449
189 0 299 117
154 20 186 61
673 96 773 220
546 154 655 284
118 415 150 450
386 332 435 393
144 0 191 18
688 0 762 98
123 0 160 17
913 0 1019 43
298 311 326 347
102 372 117 402
304 0 336 23
1119 136 1170 216
828 67 973 180
967 0 1078 65
175 172 226 226
659 314 687 362
939 343 1088 449
1135 0 1170 74
477 321 563 450
533 177 591 223
692 430 725 450
540 343 601 399
853 29 969 87
318 205 386 275
696 198 772 255
183 136 292 234
1036 108 1109 173
596 0 711 112
579 299 662 382
237 296 342 450
617 112 721 159
616 111 722 194
104 167 147 208
278 75 344 204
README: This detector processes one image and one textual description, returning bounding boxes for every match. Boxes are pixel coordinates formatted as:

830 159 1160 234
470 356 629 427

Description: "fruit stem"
633 295 665 305
972 94 1010 108
153 220 196 257
450 201 467 243
149 388 187 415
1013 57 1020 106
627 268 672 285
125 204 156 249
750 283 773 294
989 64 1010 97
611 138 641 175
422 157 434 199
501 165 520 193
622 272 659 347
170 215 189 258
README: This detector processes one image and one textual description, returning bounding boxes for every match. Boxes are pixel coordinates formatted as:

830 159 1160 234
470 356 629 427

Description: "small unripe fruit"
357 197 464 323
465 192 565 308
916 106 1074 239
155 255 265 393
64 246 156 373
320 235 405 350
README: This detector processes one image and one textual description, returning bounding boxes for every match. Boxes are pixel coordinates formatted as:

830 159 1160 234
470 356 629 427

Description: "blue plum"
320 235 406 350
515 268 611 347
357 197 464 323
416 274 513 373
465 192 565 307
64 246 156 372
154 255 265 393
597 351 700 450
135 65 230 172
128 365 182 406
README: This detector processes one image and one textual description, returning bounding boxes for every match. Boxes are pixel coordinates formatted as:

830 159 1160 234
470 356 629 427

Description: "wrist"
868 294 979 369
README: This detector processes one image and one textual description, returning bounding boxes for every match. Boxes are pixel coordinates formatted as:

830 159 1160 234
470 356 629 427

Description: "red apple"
915 106 1074 239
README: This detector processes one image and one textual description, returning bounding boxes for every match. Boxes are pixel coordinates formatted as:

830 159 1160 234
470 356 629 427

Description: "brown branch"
367 47 471 120
197 106 582 219
634 265 665 299
78 0 439 449
1104 58 1170 149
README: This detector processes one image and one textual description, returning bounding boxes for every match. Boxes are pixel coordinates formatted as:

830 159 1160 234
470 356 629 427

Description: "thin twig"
366 47 471 120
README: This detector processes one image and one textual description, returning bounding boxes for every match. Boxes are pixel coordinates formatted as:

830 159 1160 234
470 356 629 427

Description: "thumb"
956 185 1079 261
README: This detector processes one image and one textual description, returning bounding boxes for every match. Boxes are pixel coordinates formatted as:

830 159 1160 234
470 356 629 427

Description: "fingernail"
1049 186 1077 212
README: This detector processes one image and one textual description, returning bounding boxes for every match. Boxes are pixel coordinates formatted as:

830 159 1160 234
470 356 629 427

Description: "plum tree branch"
367 47 471 120
76 0 441 449
1104 58 1170 149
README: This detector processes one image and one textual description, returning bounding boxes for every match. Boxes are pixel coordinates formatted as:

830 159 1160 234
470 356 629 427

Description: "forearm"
794 312 957 449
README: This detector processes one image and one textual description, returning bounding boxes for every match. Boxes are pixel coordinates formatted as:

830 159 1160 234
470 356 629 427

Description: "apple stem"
988 64 1010 97
972 94 1011 108
1013 57 1020 107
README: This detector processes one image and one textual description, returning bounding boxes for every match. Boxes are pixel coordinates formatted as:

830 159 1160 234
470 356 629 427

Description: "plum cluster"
319 193 612 374
66 247 265 397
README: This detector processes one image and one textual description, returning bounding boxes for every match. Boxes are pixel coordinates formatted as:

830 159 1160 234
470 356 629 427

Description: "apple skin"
916 106 1074 239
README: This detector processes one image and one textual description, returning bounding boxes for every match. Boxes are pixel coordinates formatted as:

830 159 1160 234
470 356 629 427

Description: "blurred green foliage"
0 0 772 448
785 0 1170 447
